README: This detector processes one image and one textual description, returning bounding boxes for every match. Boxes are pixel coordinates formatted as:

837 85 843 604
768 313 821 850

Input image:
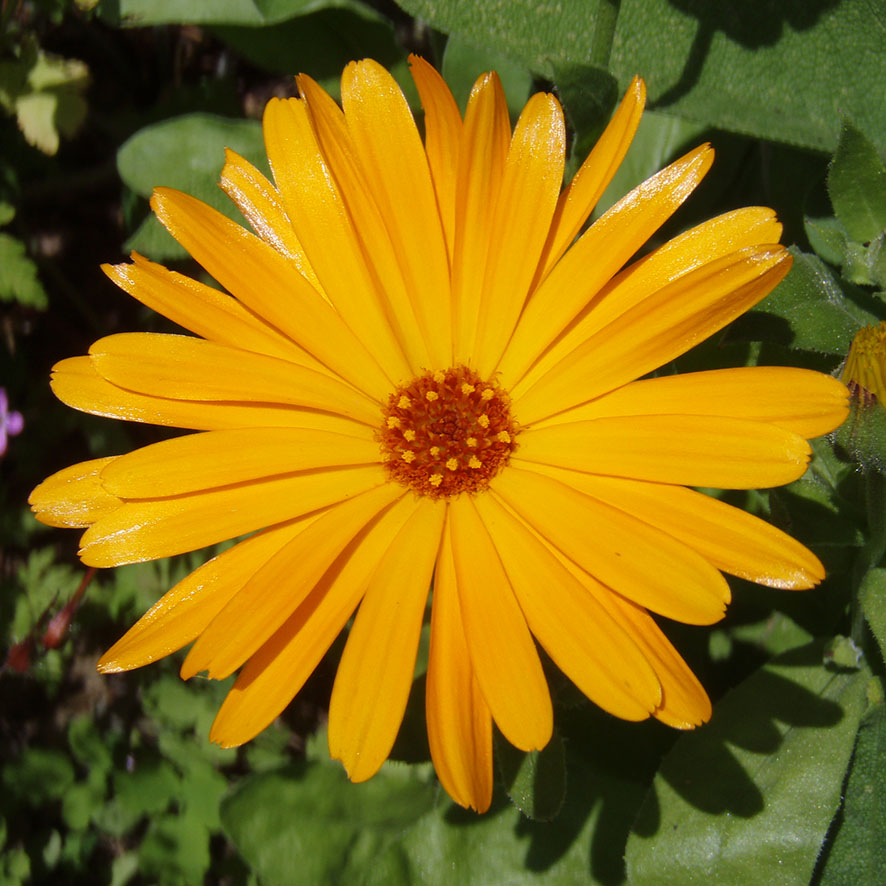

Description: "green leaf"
626 643 870 885
214 6 404 97
441 35 532 117
62 780 106 831
112 757 179 817
828 121 886 245
732 249 879 355
834 395 886 474
138 811 211 885
68 714 113 773
397 0 619 74
804 214 848 268
860 568 886 667
819 702 886 883
843 235 886 289
608 0 886 155
495 730 565 821
221 760 437 886
105 0 362 26
117 113 266 261
0 233 48 308
550 62 618 166
2 748 75 804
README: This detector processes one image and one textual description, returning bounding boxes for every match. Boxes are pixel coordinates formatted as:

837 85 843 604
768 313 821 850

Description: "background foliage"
2 0 885 883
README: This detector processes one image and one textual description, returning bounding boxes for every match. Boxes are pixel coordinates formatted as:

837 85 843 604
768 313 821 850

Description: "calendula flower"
842 321 886 405
30 57 847 812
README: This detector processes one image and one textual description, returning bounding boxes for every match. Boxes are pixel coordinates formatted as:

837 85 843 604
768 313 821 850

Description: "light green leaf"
495 730 566 821
819 702 886 883
117 113 265 261
860 568 886 667
62 780 106 831
138 811 211 885
220 761 437 886
106 0 362 26
112 757 179 817
441 35 532 117
626 643 870 885
843 235 886 289
609 0 886 155
397 0 618 74
828 121 886 245
804 214 848 268
0 233 48 308
732 248 879 355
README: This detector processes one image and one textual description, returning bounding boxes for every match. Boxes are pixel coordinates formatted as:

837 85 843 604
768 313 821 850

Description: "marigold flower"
842 321 886 405
30 57 849 812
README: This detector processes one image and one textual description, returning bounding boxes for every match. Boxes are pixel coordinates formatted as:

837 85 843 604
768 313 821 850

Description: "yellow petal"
516 414 812 489
103 253 317 366
474 494 661 720
492 466 729 625
97 516 317 672
262 93 417 379
514 246 792 424
78 463 388 567
100 427 381 498
536 366 849 440
511 207 784 394
452 71 511 362
408 54 463 260
328 498 445 782
542 467 824 589
219 148 323 292
29 456 121 528
474 92 566 377
209 493 418 748
151 187 393 399
448 494 552 751
88 333 379 424
51 355 373 434
536 76 645 279
182 483 403 680
500 144 713 385
341 59 452 367
606 597 711 728
426 520 493 812
539 533 711 726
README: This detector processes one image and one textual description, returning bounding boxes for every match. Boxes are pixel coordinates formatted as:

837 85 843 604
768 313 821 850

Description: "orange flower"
30 57 848 812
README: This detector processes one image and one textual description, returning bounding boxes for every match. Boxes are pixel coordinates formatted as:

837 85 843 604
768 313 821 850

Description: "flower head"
30 57 848 812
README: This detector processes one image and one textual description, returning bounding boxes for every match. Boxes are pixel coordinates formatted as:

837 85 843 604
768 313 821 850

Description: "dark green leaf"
61 781 106 831
627 643 870 885
819 702 886 884
495 730 566 821
732 249 879 354
828 121 886 245
2 749 75 804
117 114 266 261
214 6 405 98
609 0 886 155
860 568 886 667
397 0 619 75
67 714 113 773
550 62 618 165
220 760 437 886
834 395 886 474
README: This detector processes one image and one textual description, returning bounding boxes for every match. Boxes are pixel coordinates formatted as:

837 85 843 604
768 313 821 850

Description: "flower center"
379 367 518 499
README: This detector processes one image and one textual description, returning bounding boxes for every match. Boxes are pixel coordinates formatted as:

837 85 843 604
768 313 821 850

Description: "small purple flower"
0 388 24 457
